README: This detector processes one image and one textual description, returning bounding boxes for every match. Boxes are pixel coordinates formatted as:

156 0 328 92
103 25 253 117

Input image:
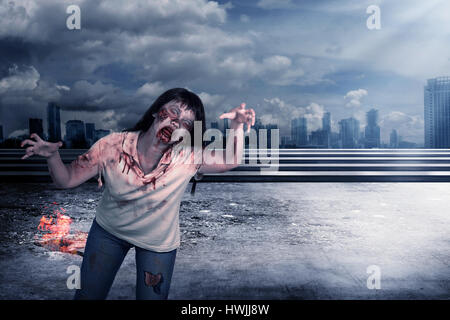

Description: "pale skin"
21 100 256 188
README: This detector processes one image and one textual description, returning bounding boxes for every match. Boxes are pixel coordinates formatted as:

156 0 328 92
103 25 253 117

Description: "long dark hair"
125 88 207 148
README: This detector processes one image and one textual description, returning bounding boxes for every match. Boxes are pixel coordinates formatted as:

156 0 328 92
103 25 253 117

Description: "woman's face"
153 100 196 144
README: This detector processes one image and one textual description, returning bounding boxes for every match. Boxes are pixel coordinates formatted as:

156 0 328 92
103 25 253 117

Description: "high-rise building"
253 118 263 131
339 117 360 148
310 129 328 148
47 102 61 142
65 120 86 148
246 118 267 148
85 123 95 140
322 112 331 133
265 123 279 149
85 123 95 146
399 140 417 148
424 77 450 148
222 112 231 137
29 118 44 138
210 121 219 130
390 129 399 148
94 129 110 142
364 108 381 148
208 122 220 143
281 136 293 147
322 112 331 148
330 132 340 148
291 117 308 147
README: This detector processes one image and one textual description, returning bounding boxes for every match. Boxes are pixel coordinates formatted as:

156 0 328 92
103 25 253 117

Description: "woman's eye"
169 108 180 116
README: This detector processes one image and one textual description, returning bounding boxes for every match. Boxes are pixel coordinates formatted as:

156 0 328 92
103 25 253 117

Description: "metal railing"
2 148 450 182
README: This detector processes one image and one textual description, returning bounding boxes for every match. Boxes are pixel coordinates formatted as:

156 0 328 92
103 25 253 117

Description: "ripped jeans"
74 219 177 300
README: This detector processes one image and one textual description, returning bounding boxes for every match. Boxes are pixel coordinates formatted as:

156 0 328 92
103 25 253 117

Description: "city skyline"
0 102 111 148
0 96 431 149
2 1 450 146
0 83 432 148
0 89 427 148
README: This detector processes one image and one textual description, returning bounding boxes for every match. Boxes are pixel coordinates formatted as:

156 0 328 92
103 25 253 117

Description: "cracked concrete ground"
0 182 448 299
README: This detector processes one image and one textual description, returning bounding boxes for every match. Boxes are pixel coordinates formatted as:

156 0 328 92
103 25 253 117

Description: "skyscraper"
245 118 264 148
322 112 331 133
291 117 307 147
253 117 263 131
29 118 44 138
47 102 61 142
339 117 360 148
310 129 328 147
281 136 293 147
85 123 95 140
390 129 399 148
222 112 231 137
94 129 110 141
85 123 95 146
364 108 381 148
210 121 219 130
322 111 331 148
265 123 279 149
65 120 86 148
424 77 450 148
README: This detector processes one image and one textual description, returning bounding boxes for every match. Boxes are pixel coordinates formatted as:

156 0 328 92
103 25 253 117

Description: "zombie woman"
21 88 256 300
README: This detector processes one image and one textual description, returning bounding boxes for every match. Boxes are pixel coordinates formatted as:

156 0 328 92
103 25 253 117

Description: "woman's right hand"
21 133 63 160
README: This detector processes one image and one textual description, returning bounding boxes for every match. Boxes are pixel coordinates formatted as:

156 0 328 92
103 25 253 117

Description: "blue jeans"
74 219 177 300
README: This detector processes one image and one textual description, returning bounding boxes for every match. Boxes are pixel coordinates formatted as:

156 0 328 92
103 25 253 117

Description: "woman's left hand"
219 103 256 133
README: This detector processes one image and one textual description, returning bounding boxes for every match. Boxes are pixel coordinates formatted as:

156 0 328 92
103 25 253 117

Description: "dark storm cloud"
1 0 449 144
58 80 128 111
0 39 32 76
0 0 243 136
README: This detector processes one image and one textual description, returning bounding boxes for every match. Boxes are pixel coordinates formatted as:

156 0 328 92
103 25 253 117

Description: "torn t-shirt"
78 130 201 252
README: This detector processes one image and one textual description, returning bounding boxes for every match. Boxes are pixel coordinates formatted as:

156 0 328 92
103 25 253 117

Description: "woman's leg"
135 247 177 300
74 219 132 300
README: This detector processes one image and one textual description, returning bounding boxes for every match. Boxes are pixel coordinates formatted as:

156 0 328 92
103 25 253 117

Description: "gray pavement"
0 182 448 299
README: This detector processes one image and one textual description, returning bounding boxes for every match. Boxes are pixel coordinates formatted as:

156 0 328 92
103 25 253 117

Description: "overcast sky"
1 0 449 144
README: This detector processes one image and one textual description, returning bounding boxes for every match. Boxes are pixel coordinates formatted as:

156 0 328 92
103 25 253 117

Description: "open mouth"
159 126 174 141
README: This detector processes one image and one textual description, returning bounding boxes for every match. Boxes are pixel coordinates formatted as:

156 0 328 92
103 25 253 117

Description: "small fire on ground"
35 202 87 256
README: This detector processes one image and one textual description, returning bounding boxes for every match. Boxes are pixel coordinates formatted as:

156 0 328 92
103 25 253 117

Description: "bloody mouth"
157 126 174 143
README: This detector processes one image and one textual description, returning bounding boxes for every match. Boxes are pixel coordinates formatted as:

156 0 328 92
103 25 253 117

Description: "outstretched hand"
21 133 63 160
219 103 256 133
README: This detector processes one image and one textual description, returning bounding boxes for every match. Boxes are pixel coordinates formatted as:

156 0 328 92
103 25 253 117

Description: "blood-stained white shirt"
78 130 201 252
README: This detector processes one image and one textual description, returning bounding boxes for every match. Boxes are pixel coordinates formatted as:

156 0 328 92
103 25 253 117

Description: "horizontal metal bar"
198 176 450 182
246 157 450 160
2 174 450 183
244 151 450 155
208 171 450 176
5 163 450 168
4 170 450 176
3 148 450 183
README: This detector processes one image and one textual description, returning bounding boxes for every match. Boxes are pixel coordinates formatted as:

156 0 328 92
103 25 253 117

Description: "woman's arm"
21 133 100 188
198 103 255 174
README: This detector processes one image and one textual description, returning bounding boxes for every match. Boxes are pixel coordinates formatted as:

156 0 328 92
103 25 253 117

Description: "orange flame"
36 203 87 255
